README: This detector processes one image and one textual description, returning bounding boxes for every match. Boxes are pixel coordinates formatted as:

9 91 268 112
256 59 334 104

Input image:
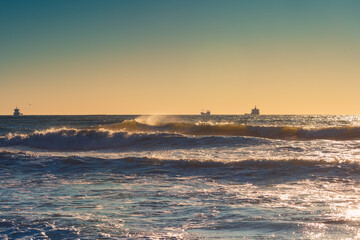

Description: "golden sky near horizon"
1 1 360 115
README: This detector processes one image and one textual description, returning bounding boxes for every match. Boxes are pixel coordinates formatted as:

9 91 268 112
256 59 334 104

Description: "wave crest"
101 120 360 140
0 128 263 150
2 121 360 151
3 151 359 172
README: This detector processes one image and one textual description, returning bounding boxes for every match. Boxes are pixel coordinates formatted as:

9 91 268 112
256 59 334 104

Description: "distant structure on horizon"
201 109 211 116
250 106 260 115
245 106 260 115
13 107 23 116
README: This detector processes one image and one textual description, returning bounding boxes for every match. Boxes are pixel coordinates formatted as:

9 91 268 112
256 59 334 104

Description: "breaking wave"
101 120 360 140
0 128 266 151
2 151 360 173
2 120 360 151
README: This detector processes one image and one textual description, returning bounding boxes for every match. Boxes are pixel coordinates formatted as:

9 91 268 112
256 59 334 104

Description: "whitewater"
1 115 360 239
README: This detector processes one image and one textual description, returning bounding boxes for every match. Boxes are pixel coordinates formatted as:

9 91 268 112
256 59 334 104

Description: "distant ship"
13 107 23 116
250 106 260 115
201 109 211 116
245 106 260 115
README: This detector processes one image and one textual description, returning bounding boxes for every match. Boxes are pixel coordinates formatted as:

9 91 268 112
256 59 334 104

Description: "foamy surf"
2 120 360 152
0 127 269 151
2 124 360 152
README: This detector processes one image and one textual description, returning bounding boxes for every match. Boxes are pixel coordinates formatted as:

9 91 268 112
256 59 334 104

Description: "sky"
1 0 360 115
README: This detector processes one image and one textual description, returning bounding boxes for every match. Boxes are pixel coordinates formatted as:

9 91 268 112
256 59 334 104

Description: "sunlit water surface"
1 115 360 239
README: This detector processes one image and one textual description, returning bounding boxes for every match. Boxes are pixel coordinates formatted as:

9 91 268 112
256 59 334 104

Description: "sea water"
1 115 360 239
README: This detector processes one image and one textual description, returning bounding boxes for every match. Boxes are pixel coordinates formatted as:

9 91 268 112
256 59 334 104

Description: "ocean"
1 115 360 239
